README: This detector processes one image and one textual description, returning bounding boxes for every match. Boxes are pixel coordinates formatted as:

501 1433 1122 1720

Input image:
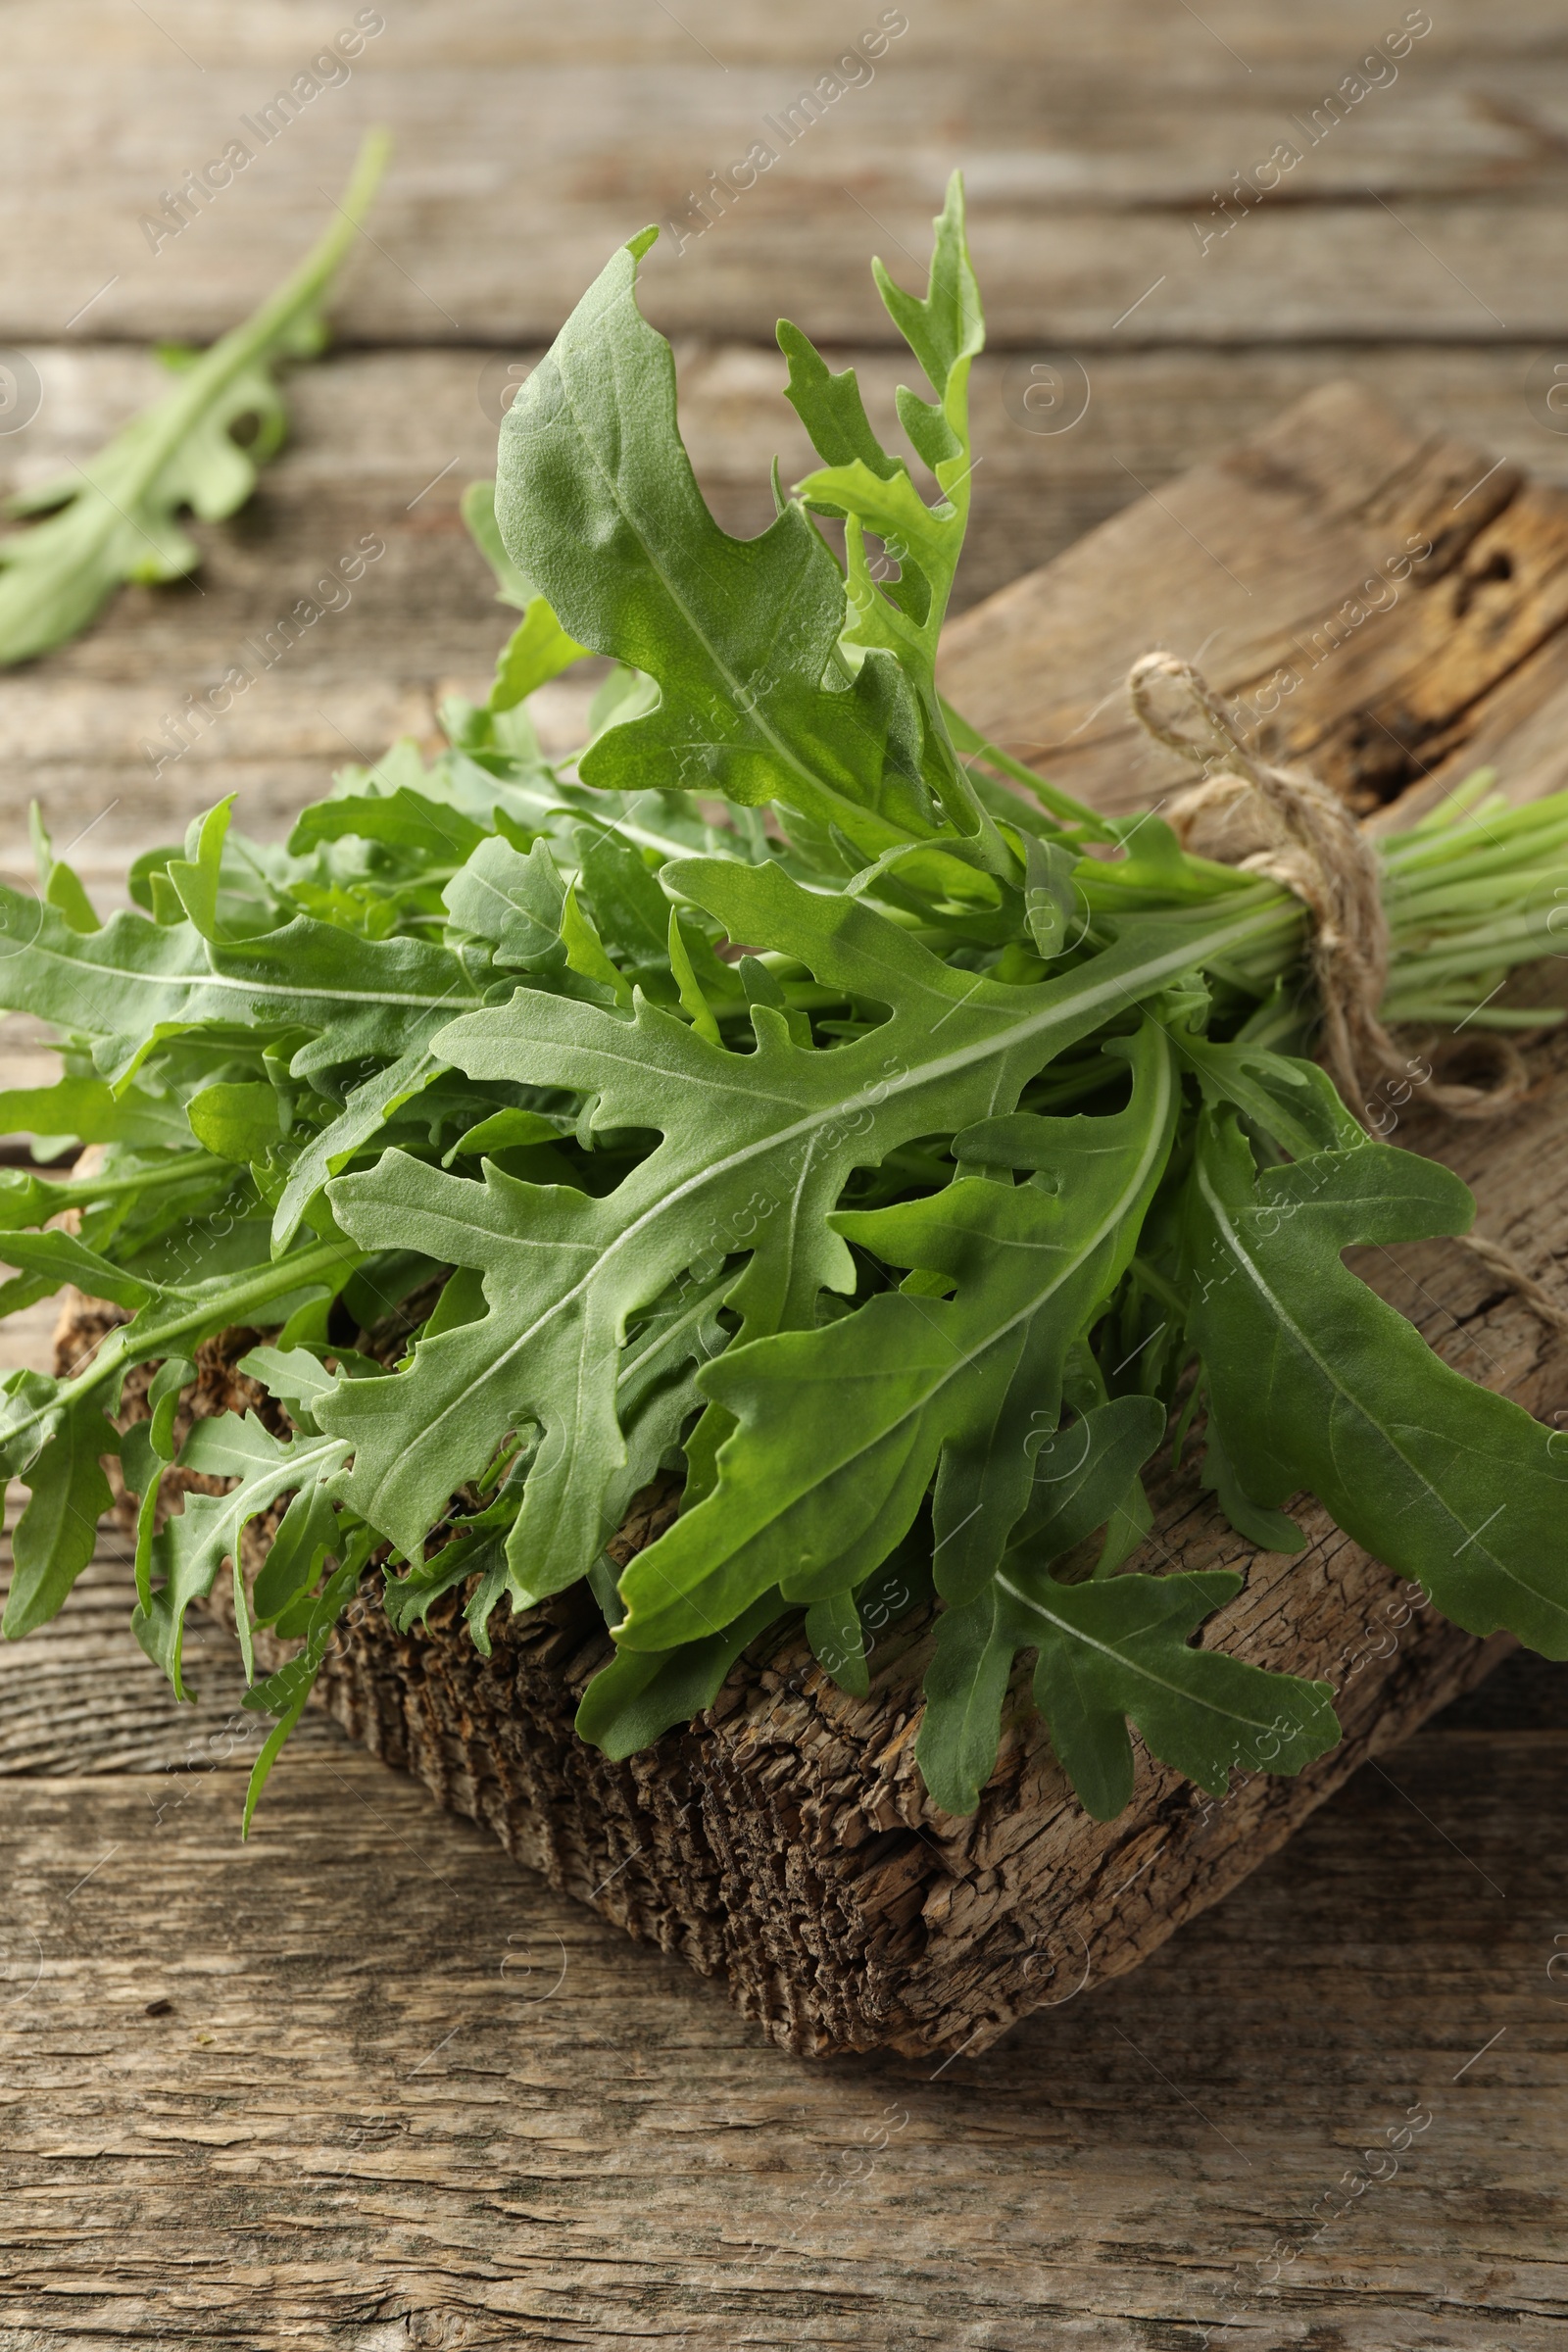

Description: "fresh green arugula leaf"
920 1563 1339 1820
0 131 389 666
132 1411 351 1695
915 1392 1337 1815
319 866 1280 1602
614 1022 1178 1651
0 892 481 1089
2 1394 118 1639
574 1587 787 1760
1188 1111 1568 1653
494 220 973 860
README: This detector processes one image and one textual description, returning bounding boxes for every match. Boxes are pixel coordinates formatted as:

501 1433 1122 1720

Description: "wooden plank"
8 344 1568 904
0 1728 1565 2349
938 377 1568 817
4 4 1568 342
0 1544 349 1776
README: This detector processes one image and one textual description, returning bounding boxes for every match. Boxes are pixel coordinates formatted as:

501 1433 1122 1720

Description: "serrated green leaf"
288 789 487 867
30 806 101 933
1180 1036 1363 1159
573 1586 786 1759
494 226 963 859
442 834 567 971
1 1396 118 1637
1013 1564 1339 1820
916 1380 1338 1823
168 798 236 940
0 1078 191 1152
132 1412 350 1695
271 1045 445 1250
0 892 481 1089
122 1354 195 1611
318 866 1278 1612
1188 1110 1568 1652
0 1227 159 1311
614 1021 1178 1650
0 132 388 667
236 1344 337 1428
241 1538 370 1835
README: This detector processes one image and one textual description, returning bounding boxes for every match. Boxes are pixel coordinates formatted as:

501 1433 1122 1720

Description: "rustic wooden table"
3 5 1568 2345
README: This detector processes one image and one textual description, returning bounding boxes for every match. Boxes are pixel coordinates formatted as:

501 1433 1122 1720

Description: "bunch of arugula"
3 176 1566 1835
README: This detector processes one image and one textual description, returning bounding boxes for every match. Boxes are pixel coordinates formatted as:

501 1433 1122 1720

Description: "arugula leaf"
319 866 1281 1598
613 1021 1178 1651
1188 1111 1568 1656
131 1412 351 1695
0 1077 189 1152
461 477 590 709
574 1587 787 1760
0 1228 360 1642
0 131 389 666
121 1355 196 1611
920 1562 1339 1820
0 888 481 1089
494 220 973 860
3 1394 118 1639
240 1534 374 1835
29 807 100 933
788 176 981 730
914 1394 1337 1815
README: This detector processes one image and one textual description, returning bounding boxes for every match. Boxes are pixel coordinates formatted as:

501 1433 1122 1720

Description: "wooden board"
939 377 1568 818
2 1717 1567 2349
6 2 1568 343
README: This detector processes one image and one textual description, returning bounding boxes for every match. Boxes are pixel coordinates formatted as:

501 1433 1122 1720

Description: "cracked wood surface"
1 1714 1566 2351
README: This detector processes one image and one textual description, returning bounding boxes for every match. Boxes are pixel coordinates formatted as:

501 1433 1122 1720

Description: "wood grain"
2 1724 1566 2349
4 0 1568 2328
940 378 1568 818
6 2 1568 343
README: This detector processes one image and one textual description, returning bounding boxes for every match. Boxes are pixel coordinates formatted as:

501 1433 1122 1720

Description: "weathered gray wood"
940 377 1568 818
0 1546 349 1776
1 1723 1566 2349
3 0 1568 2322
3 2 1568 343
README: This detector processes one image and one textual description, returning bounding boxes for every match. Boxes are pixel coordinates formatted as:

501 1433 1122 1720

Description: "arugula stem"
1128 1253 1188 1315
939 698 1120 842
10 1150 216 1209
76 131 389 520
41 1236 361 1424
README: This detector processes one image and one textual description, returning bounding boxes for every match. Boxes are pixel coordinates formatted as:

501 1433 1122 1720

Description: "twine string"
1125 652 1568 1341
